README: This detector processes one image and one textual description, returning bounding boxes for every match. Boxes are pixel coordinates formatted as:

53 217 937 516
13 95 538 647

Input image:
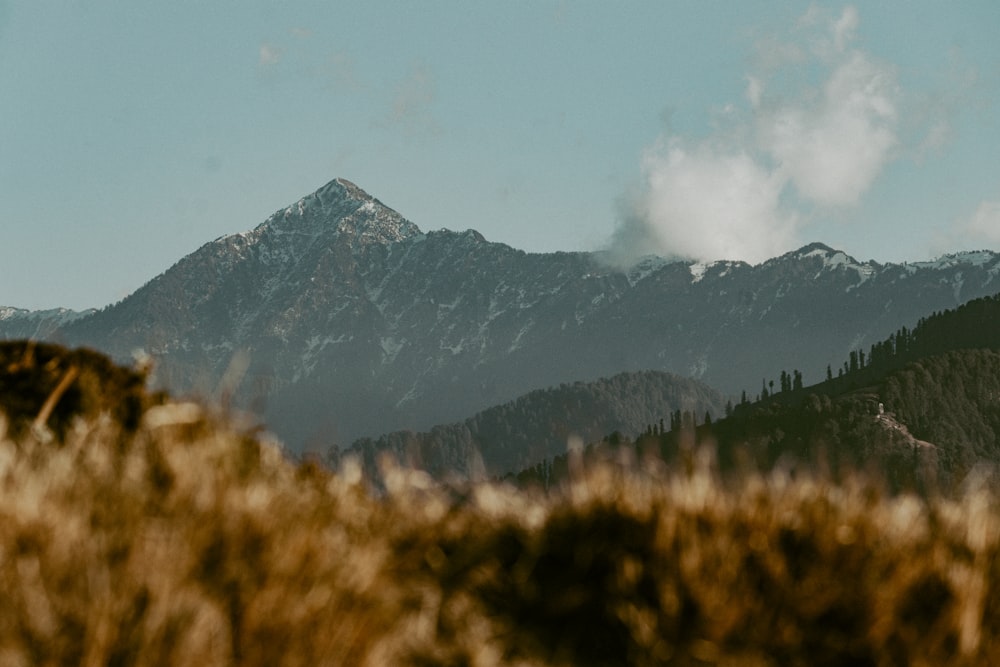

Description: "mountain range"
4 177 1000 453
0 307 92 340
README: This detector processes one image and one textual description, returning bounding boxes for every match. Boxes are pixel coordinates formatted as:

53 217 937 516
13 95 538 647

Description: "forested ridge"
515 293 1000 493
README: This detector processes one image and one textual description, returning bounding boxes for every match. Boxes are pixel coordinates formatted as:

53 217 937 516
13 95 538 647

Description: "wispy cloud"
325 50 363 91
911 49 984 161
962 198 1000 245
377 62 440 137
755 49 899 207
936 193 1000 254
609 6 903 265
258 42 282 67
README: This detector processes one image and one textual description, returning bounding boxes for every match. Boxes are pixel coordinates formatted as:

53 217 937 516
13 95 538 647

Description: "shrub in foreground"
0 405 998 665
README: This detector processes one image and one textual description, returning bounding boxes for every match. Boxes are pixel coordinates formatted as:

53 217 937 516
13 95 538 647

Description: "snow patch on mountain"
846 264 876 292
792 242 881 290
625 256 670 286
911 250 1000 272
689 262 710 283
508 322 534 353
0 307 90 324
380 336 404 363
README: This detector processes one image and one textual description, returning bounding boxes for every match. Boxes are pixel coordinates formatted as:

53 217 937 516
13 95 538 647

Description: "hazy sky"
2 1 999 310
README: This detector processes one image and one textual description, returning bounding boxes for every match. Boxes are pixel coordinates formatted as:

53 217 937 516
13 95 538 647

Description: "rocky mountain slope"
7 177 1000 452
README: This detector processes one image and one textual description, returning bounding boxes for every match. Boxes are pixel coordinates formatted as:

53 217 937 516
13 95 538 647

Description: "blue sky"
2 1 999 310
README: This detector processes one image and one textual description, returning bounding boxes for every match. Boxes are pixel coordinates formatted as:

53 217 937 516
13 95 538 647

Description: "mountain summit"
8 178 1000 451
250 177 421 248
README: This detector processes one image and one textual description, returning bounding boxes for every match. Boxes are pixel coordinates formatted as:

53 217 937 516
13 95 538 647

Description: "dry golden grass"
1 403 999 666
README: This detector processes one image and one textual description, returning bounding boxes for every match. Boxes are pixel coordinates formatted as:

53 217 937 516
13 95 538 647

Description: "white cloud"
611 138 797 264
610 4 902 265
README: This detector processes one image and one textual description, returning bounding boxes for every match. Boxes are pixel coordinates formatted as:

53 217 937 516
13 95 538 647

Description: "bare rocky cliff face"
8 177 1000 452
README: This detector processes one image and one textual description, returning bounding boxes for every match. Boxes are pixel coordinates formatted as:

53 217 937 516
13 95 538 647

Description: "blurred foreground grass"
1 403 999 666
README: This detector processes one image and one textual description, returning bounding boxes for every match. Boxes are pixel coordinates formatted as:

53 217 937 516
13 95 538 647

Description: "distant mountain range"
3 177 1000 453
0 307 93 340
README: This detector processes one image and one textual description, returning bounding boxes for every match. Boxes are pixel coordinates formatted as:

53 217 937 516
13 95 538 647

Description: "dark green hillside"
879 351 1000 471
697 349 1000 490
695 293 1000 490
705 293 1000 480
818 292 1000 392
517 293 1000 493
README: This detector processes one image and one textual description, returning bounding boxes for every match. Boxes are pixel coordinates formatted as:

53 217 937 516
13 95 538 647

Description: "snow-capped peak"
786 242 873 272
796 242 839 258
251 177 422 248
0 306 91 323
